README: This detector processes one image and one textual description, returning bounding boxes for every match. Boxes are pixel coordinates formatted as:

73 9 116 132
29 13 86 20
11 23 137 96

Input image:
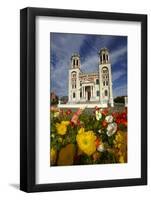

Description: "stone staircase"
76 101 100 104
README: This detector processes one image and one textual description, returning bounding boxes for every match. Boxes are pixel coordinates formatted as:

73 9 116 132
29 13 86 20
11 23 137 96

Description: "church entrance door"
88 91 91 101
85 86 91 101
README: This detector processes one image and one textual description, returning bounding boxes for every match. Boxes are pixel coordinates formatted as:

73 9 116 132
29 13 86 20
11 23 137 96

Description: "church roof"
79 72 99 77
71 53 80 59
99 47 109 54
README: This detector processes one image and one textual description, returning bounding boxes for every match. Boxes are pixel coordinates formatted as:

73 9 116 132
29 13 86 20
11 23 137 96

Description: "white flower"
97 144 105 152
98 129 101 134
106 122 117 137
95 110 102 120
105 115 113 123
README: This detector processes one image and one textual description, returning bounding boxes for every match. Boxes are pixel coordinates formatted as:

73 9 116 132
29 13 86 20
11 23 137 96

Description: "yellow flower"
61 121 70 126
56 123 67 135
78 127 85 134
55 121 70 135
57 144 75 166
113 131 127 163
114 131 126 144
76 128 96 156
50 147 57 165
119 155 125 163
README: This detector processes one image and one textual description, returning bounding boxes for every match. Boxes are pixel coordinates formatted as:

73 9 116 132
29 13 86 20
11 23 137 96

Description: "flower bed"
50 106 127 166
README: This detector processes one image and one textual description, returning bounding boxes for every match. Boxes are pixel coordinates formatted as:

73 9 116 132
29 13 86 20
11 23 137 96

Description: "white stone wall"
68 68 80 103
99 63 114 107
68 49 114 107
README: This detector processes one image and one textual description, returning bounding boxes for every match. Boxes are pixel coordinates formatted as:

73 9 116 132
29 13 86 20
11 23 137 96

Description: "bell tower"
71 53 80 69
68 53 81 103
99 48 114 107
99 47 110 64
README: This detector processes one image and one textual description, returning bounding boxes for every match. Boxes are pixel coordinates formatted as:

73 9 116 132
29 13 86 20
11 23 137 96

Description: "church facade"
68 48 114 107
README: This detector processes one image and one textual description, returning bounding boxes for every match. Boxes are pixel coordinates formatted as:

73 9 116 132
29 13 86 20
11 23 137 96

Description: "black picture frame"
20 7 147 192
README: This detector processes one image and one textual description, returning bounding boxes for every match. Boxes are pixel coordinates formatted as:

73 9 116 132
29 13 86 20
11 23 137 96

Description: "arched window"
73 59 76 66
72 71 76 78
102 67 109 87
73 92 76 98
102 67 108 73
96 79 99 84
105 90 108 96
72 72 76 89
96 91 100 96
103 54 105 61
106 55 108 61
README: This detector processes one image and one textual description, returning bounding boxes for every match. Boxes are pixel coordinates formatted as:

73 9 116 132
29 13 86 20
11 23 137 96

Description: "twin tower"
68 48 114 107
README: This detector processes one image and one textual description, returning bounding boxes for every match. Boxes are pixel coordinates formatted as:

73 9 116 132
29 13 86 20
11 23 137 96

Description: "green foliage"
114 96 125 104
99 151 116 164
51 95 59 105
50 108 127 166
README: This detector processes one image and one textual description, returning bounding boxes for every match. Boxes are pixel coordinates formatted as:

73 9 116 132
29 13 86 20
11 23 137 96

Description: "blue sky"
50 32 127 98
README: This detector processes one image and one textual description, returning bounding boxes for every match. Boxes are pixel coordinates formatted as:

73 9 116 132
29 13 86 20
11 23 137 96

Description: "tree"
50 92 59 105
114 96 125 104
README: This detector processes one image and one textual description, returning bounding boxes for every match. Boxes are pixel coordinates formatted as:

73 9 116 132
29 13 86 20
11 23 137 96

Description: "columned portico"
80 83 96 102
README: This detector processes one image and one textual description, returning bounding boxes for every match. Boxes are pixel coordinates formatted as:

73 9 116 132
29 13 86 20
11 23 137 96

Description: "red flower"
94 106 100 111
112 112 118 118
102 120 107 127
121 112 127 120
120 118 127 126
66 109 72 115
101 108 108 116
115 111 127 127
77 119 81 126
115 118 121 124
95 138 100 148
70 120 75 127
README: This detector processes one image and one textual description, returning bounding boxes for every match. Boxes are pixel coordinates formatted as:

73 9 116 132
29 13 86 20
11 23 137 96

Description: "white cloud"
50 33 127 97
110 46 127 65
81 54 98 73
112 70 126 82
50 33 89 96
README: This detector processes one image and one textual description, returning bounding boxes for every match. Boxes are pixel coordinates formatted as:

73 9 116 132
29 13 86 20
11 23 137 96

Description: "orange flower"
95 138 100 148
102 120 107 127
101 109 108 116
57 144 75 166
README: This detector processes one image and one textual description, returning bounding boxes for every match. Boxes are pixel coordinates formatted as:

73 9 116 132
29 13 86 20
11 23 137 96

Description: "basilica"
68 48 114 107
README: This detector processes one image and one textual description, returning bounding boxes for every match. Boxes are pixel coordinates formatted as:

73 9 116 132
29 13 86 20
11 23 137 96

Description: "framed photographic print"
20 7 147 192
